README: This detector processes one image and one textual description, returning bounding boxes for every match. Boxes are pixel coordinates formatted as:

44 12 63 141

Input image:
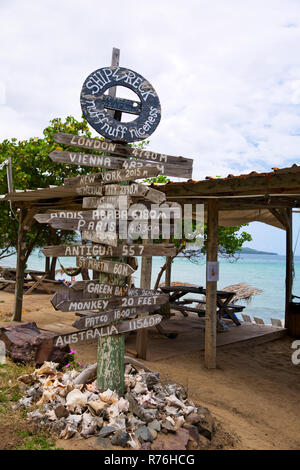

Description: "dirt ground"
1 290 300 450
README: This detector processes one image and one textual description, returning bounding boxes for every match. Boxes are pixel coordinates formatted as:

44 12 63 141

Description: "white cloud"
1 0 300 180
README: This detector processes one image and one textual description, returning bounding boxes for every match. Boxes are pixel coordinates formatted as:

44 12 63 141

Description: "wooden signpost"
34 49 194 395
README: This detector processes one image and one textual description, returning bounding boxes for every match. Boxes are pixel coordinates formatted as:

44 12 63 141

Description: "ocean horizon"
1 250 298 325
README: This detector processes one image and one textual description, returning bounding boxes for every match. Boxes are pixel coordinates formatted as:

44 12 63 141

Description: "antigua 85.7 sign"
80 66 161 143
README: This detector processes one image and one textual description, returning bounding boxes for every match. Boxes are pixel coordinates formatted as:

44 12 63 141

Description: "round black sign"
80 66 161 143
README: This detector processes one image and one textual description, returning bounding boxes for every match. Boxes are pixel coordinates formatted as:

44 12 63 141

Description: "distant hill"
240 247 278 255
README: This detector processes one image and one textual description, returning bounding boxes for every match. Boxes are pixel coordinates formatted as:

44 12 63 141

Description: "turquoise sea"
2 250 299 325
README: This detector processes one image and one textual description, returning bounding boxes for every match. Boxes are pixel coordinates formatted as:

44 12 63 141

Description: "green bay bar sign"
55 314 163 346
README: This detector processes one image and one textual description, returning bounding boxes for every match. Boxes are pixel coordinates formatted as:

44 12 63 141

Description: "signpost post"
34 48 194 395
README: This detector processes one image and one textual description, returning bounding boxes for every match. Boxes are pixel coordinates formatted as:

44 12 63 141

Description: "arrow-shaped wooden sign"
41 217 118 232
35 210 128 223
49 150 125 169
51 284 127 308
71 281 128 296
122 159 193 178
54 313 162 347
35 206 180 224
42 242 176 258
72 304 161 330
103 184 166 204
76 182 166 204
54 132 193 167
55 293 168 312
70 281 161 297
64 166 160 187
82 196 132 209
81 230 118 246
56 293 168 313
50 150 191 178
76 257 135 277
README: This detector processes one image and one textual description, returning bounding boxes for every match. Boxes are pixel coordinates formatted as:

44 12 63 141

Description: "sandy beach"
1 290 300 450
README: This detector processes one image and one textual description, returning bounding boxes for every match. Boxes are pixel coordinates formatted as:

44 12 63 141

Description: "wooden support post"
285 208 293 328
136 241 152 359
12 208 26 322
205 199 219 369
7 157 13 193
97 47 125 395
165 253 172 287
45 257 50 276
97 270 125 395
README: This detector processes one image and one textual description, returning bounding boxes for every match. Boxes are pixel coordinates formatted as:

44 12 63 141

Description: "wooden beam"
165 258 171 287
205 199 219 369
165 239 172 287
268 208 288 230
285 208 293 328
136 241 152 360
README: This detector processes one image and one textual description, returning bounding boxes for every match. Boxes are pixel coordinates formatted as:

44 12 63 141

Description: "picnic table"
0 267 57 294
160 285 244 326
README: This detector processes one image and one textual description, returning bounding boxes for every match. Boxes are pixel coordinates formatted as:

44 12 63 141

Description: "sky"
1 0 300 254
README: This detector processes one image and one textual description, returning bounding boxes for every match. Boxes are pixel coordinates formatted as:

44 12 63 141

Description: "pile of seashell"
15 361 214 449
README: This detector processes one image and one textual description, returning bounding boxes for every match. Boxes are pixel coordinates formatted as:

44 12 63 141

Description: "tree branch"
154 244 185 290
